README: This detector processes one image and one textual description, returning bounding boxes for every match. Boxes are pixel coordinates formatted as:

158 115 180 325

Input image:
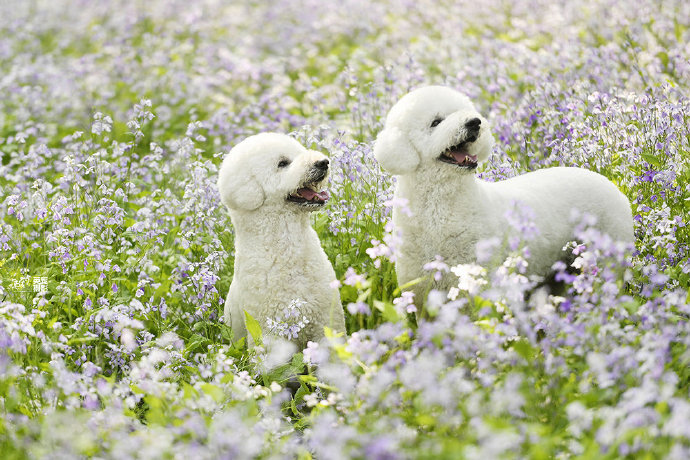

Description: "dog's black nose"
314 159 329 170
465 118 481 131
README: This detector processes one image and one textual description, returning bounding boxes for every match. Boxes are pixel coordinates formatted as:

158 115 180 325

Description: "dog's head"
217 133 331 213
374 86 494 175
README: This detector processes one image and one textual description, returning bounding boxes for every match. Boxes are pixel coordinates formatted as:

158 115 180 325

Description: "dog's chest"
394 204 485 266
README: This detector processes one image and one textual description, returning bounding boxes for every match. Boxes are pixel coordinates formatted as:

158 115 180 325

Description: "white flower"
448 263 487 297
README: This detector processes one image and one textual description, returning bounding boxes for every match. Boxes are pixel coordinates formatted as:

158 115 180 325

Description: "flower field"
1 0 689 458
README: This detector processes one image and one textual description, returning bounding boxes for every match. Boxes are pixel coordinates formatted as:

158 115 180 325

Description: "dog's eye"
430 117 444 128
277 158 291 168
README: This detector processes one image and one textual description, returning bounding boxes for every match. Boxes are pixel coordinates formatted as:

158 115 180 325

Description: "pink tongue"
451 152 477 164
298 188 329 201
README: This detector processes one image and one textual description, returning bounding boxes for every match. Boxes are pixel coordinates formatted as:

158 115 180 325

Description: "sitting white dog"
217 133 345 349
374 86 634 308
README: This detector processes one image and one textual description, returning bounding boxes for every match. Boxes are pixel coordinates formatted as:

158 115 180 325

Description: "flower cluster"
266 299 311 341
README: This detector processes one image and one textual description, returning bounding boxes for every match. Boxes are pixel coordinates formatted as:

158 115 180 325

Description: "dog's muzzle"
286 159 330 208
438 118 481 169
309 158 329 183
465 117 481 135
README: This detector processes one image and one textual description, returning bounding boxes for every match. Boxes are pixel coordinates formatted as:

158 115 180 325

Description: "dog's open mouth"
439 141 478 169
287 186 329 207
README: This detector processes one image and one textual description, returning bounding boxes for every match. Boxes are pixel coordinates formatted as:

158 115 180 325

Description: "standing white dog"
374 86 634 308
217 133 345 349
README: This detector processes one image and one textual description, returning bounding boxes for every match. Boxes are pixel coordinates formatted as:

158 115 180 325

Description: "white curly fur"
217 133 345 349
374 86 634 306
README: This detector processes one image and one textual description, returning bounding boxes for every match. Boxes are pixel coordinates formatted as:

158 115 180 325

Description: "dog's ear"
373 126 420 175
218 170 265 212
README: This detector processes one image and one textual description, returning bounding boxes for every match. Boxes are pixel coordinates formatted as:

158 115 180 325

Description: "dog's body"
374 86 634 305
217 133 345 349
394 164 633 292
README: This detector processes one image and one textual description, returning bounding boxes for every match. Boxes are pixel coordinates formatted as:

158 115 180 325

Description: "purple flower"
347 302 371 316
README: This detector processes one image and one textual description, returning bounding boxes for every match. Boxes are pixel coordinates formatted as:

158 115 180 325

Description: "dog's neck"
230 209 318 262
396 165 484 210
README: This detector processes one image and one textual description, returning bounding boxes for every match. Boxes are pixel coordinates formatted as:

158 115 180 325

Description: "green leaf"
200 383 225 403
620 300 640 315
144 395 167 425
475 319 497 333
291 352 305 373
130 385 145 394
393 276 425 297
244 310 263 345
182 382 197 400
266 352 307 383
266 363 295 383
383 302 401 323
513 339 536 361
186 334 209 353
372 300 401 322
297 450 313 460
415 413 436 427
299 374 318 385
640 153 661 168
657 51 669 68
